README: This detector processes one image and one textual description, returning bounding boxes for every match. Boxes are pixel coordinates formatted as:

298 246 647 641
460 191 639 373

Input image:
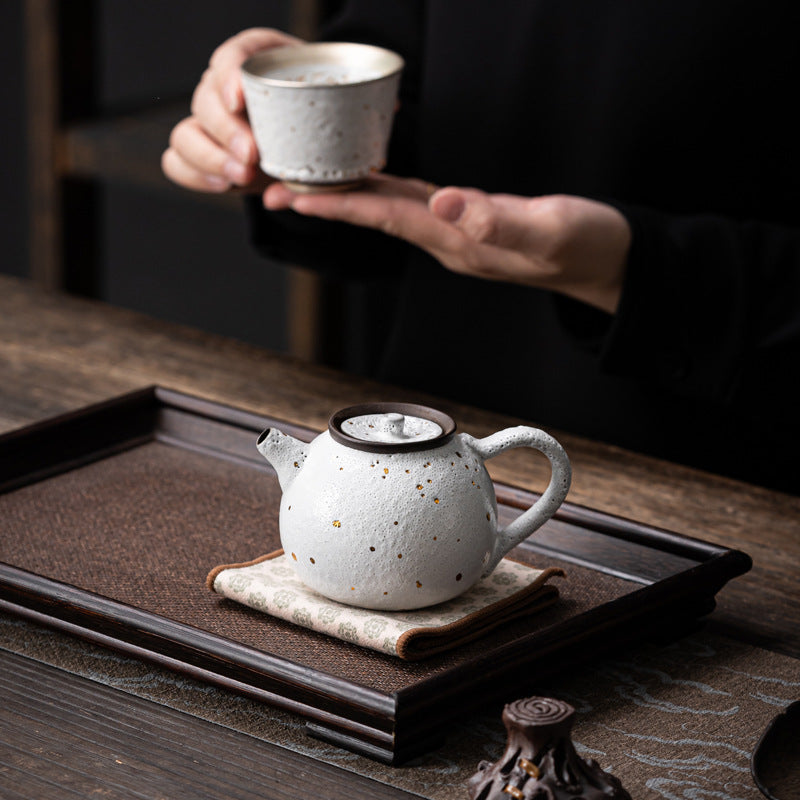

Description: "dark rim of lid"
328 402 457 453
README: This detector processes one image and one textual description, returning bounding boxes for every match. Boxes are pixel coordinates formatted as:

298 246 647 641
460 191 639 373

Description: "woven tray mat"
1 441 635 690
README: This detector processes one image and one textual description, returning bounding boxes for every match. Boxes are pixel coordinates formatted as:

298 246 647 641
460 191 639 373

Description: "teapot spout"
256 427 307 491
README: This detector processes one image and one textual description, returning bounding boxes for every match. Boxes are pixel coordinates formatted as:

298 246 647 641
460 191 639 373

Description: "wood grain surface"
1 274 798 658
0 648 420 800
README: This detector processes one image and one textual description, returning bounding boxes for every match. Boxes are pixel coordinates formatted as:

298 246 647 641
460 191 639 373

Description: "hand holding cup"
161 28 302 193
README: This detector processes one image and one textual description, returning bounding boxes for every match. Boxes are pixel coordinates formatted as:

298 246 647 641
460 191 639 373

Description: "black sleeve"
600 206 800 417
244 199 412 282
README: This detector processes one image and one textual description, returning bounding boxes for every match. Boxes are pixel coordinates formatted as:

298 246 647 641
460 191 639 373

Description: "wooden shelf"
23 0 330 363
59 101 240 208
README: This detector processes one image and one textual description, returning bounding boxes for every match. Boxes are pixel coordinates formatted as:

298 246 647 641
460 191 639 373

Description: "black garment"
246 1 800 494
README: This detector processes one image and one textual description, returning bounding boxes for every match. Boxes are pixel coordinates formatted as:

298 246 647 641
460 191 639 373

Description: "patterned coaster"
207 551 564 660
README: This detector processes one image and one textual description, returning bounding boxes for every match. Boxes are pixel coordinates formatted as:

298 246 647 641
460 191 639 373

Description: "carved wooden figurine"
468 697 631 799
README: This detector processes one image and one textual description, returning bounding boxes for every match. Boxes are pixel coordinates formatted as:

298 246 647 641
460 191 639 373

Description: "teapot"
256 403 571 610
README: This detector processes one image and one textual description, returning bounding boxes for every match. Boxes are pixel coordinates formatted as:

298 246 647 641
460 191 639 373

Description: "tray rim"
0 385 753 763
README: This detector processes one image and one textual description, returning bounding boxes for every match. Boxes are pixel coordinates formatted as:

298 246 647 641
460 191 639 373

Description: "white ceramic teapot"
256 403 571 610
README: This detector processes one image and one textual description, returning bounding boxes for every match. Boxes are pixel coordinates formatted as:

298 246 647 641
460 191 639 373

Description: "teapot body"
279 430 497 610
257 402 571 611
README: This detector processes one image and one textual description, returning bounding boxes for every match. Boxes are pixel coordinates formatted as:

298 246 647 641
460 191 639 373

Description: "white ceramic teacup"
241 42 404 192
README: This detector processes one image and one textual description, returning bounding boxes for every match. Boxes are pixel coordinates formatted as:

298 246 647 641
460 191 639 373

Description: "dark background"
1 1 322 360
1 2 28 281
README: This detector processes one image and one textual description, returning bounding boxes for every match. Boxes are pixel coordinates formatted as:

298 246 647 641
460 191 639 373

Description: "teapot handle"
467 427 571 575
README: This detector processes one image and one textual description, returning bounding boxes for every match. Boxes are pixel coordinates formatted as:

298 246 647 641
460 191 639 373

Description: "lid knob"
382 413 405 437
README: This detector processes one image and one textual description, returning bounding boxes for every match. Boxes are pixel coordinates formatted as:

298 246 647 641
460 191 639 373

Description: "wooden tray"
0 387 752 764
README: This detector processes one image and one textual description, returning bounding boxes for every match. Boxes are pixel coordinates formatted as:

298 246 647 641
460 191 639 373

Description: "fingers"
283 176 467 255
195 27 300 154
282 178 534 282
163 117 260 191
430 187 537 251
190 73 257 164
266 177 531 277
263 176 539 283
209 28 302 71
427 188 465 223
210 28 302 114
161 145 231 192
263 181 298 209
163 28 302 193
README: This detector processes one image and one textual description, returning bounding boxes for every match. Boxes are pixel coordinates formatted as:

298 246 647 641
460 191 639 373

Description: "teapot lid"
329 402 456 453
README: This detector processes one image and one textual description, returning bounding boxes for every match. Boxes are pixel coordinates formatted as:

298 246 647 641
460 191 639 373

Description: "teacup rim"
241 41 405 89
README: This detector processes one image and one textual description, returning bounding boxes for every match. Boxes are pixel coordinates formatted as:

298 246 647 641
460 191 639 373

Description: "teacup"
241 42 404 192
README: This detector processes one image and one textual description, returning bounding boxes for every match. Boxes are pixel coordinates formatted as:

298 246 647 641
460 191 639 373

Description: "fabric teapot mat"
206 551 565 660
1 615 796 800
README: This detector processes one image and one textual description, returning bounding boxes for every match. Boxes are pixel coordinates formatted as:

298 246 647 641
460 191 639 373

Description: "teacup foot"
282 180 364 194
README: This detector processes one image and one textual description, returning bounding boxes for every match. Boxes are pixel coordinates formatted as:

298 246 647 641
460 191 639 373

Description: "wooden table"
1 275 798 797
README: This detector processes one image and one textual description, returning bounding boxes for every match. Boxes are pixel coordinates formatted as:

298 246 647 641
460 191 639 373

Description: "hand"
161 28 302 193
264 176 632 314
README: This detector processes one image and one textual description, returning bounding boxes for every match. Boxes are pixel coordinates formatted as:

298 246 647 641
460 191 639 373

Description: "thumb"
429 187 505 246
431 187 549 255
214 28 303 113
211 28 303 71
